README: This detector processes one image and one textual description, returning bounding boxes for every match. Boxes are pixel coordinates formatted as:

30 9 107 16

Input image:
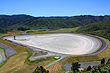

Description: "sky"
0 0 110 17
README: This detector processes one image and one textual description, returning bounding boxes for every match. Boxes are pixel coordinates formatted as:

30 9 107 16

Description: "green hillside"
0 14 33 28
0 17 13 28
1 15 110 30
77 20 110 40
8 15 110 30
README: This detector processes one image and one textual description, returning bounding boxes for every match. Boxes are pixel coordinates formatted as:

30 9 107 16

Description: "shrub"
101 58 105 65
87 66 92 71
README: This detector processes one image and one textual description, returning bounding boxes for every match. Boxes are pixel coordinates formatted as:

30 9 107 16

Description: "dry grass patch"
97 47 110 60
0 52 27 73
96 38 110 61
89 37 110 61
26 27 79 34
0 48 6 60
0 52 56 73
47 62 64 73
61 55 100 65
0 30 24 36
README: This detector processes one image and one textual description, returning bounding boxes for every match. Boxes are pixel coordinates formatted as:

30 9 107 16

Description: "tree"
91 66 101 73
106 59 110 64
0 28 7 33
101 58 105 65
33 66 49 73
87 66 92 71
17 26 30 31
71 62 80 72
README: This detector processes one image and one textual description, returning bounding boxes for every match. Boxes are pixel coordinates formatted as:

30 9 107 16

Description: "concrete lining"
3 33 107 56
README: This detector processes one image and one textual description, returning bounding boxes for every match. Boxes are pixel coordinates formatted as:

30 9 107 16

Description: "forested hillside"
0 15 110 30
0 16 13 27
0 14 33 28
7 15 110 30
77 20 110 40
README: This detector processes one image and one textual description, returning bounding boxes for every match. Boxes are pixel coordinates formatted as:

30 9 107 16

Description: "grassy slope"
76 20 110 40
0 48 7 68
0 30 24 36
26 27 79 34
0 27 78 36
0 48 6 60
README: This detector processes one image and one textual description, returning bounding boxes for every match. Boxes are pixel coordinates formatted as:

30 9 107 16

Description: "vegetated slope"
4 15 110 30
77 20 110 40
7 17 81 30
0 14 33 28
0 17 13 28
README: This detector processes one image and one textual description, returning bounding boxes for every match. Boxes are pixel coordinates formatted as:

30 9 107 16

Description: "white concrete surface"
3 33 102 55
